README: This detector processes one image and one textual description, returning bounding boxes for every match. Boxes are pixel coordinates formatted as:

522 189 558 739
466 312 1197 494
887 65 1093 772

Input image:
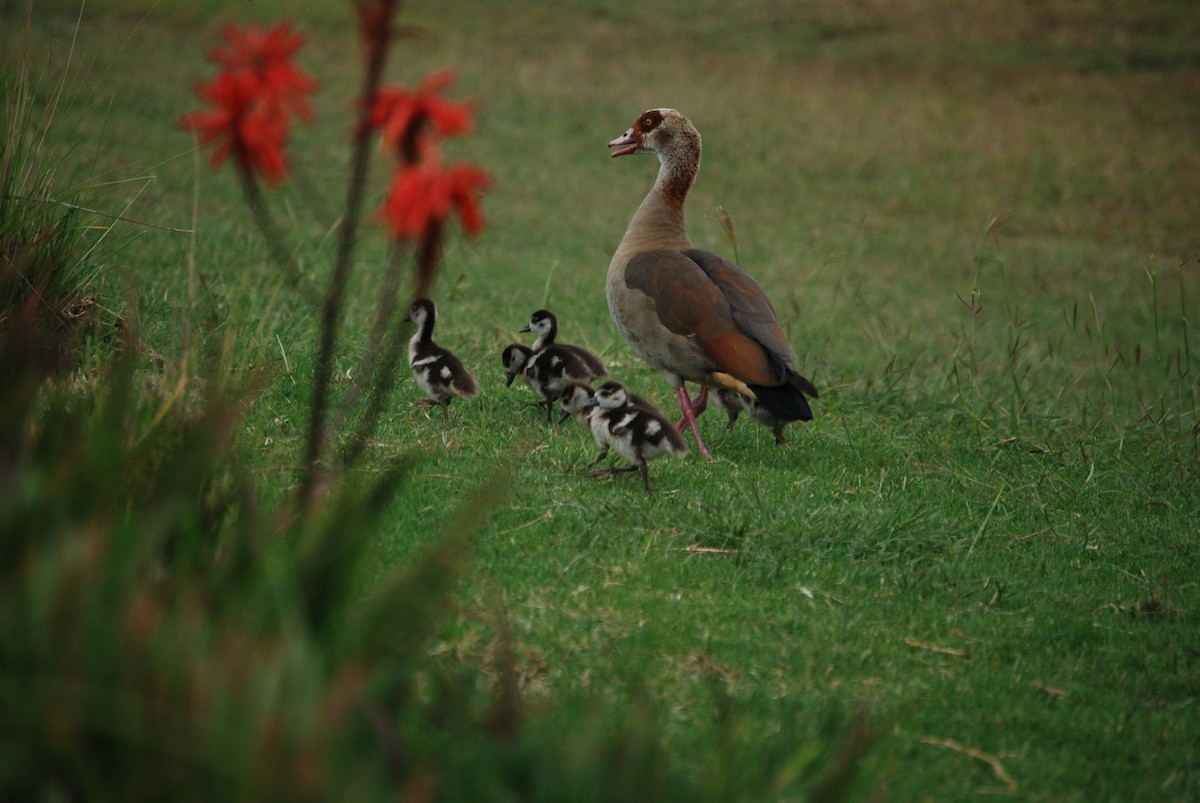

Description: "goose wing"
623 249 802 392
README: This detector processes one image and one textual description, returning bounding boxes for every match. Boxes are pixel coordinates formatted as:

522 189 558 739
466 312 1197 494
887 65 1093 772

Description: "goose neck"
411 317 435 343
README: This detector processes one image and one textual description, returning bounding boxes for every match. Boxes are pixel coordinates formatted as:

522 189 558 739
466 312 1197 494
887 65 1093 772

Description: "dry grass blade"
1033 679 1066 700
684 544 738 558
713 205 739 263
903 638 968 657
920 737 1017 793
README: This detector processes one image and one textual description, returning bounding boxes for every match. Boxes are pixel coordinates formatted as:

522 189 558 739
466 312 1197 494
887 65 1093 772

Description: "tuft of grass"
0 5 114 375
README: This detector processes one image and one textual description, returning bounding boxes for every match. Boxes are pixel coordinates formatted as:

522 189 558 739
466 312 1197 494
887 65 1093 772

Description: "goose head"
557 381 598 423
594 381 632 410
501 343 533 386
608 109 700 160
608 108 701 204
519 309 557 341
404 297 438 337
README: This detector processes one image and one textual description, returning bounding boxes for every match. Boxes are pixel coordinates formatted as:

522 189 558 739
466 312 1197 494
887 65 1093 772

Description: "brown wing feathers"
683 251 790 360
699 332 777 386
623 250 818 412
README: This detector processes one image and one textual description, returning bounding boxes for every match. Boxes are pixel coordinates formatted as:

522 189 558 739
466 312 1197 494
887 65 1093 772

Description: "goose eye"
641 117 655 131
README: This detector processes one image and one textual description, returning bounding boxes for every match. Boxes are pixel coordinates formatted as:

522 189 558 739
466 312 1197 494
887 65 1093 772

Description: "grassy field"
5 0 1199 799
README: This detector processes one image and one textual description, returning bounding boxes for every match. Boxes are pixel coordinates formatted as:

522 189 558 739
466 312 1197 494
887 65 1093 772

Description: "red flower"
380 160 490 241
180 22 316 184
210 22 316 121
368 70 473 161
182 71 287 183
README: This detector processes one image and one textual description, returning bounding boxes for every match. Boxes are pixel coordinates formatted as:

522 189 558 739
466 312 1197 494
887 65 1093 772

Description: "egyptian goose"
558 379 659 422
712 387 789 445
606 108 818 458
511 312 607 422
587 380 687 493
556 379 662 448
519 309 608 378
502 341 579 420
404 298 478 415
557 381 613 466
501 343 534 388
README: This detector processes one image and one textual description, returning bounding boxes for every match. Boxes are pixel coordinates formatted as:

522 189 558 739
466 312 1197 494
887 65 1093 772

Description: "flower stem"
339 311 413 469
331 239 409 461
412 223 443 301
290 159 337 232
298 0 400 510
239 172 320 305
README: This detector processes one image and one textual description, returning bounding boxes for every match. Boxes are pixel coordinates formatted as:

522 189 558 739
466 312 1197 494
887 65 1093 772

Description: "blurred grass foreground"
3 0 1199 798
0 2 873 800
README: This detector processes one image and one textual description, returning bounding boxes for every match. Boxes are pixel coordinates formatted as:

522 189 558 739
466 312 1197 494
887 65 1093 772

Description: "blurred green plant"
1 11 118 380
0 2 874 801
0 314 874 799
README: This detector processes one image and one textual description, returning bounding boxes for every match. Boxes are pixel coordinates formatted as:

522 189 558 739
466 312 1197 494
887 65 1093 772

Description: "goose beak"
608 128 639 157
555 408 572 424
518 324 532 333
505 371 517 387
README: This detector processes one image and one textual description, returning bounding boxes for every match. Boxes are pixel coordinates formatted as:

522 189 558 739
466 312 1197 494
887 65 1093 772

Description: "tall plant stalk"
298 2 400 509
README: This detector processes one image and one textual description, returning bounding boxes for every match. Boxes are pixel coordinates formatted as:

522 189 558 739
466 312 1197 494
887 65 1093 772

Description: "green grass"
5 0 1200 799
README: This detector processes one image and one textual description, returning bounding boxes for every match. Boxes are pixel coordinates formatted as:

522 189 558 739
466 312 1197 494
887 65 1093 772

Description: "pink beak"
608 128 639 157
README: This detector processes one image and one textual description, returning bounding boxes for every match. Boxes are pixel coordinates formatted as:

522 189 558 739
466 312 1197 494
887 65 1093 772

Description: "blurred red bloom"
180 22 316 184
380 161 490 241
368 70 473 161
210 22 316 121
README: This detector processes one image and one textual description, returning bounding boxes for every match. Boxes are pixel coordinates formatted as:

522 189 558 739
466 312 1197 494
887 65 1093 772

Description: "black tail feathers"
748 377 816 422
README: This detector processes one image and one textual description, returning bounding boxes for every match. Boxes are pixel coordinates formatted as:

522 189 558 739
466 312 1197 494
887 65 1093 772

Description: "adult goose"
606 108 818 457
404 298 478 416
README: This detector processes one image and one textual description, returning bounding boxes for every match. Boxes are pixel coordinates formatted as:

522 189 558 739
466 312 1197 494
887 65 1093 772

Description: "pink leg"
676 386 712 459
675 386 710 429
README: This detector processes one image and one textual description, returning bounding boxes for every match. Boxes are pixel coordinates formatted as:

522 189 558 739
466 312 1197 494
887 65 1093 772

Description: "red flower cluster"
380 161 490 241
181 21 488 245
181 22 316 185
368 70 489 241
368 70 473 161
